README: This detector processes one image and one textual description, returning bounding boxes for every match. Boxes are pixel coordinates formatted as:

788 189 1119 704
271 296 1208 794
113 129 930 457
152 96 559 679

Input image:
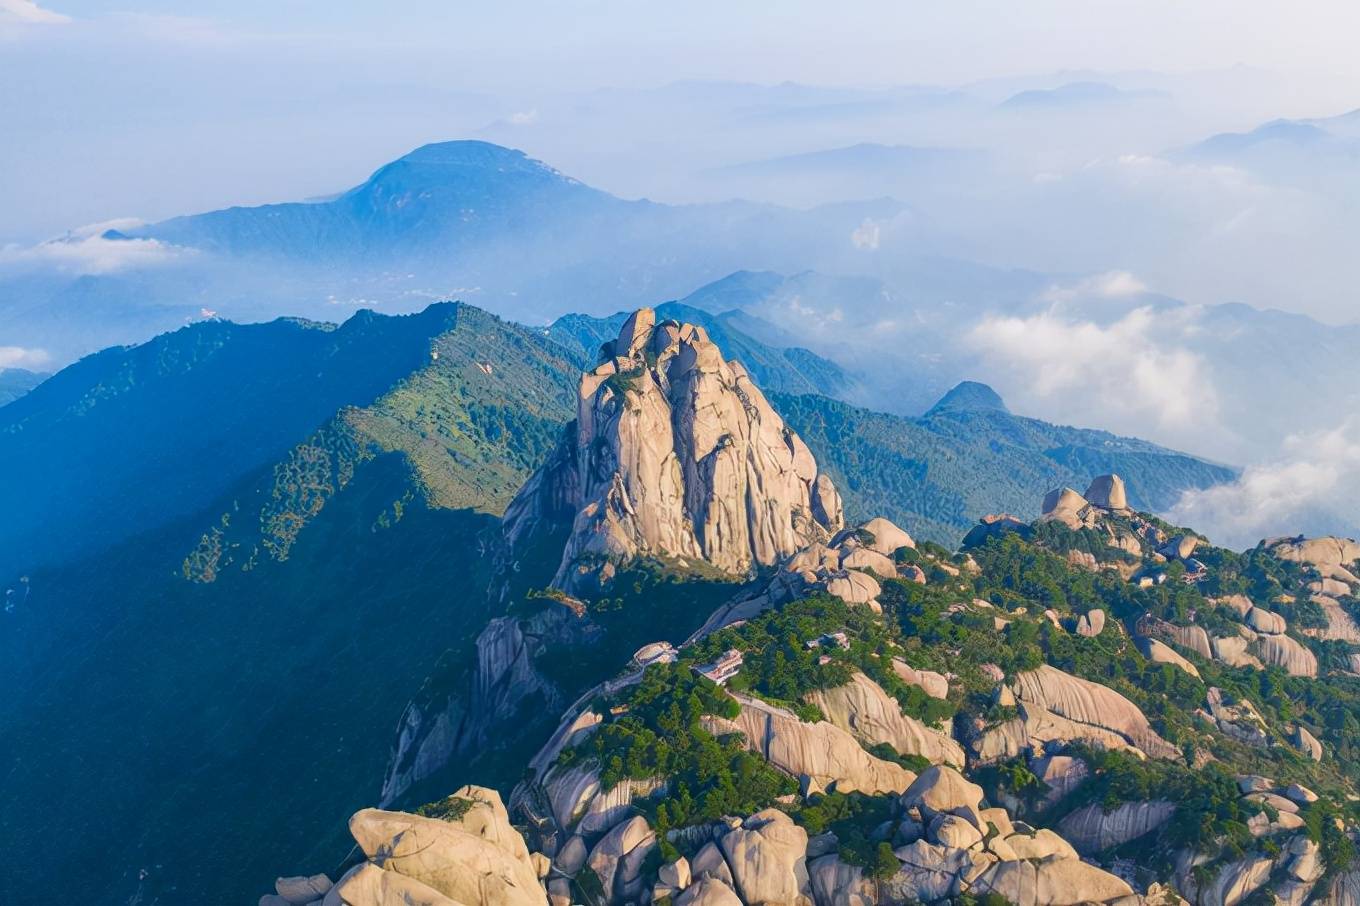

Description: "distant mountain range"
0 141 902 364
0 368 46 406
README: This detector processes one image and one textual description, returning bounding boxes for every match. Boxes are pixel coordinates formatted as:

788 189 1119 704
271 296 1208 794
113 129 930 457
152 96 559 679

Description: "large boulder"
277 875 334 904
586 815 655 901
1185 854 1273 906
856 517 915 555
886 840 981 903
1075 609 1106 638
1268 536 1360 583
1293 725 1324 762
321 863 459 906
1138 637 1201 679
1254 634 1319 677
506 309 844 593
891 658 950 700
347 793 545 906
807 854 875 906
704 695 917 795
718 809 811 906
901 765 984 818
1057 801 1176 854
1003 828 1078 861
1040 488 1093 529
1007 665 1179 759
674 877 744 906
804 672 966 768
1084 474 1129 510
1246 607 1287 635
1029 754 1090 809
972 857 1134 906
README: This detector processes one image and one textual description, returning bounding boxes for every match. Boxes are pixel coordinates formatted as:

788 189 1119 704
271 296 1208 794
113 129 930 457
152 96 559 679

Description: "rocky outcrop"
1293 725 1323 761
1319 869 1360 906
1206 687 1270 747
1084 474 1129 510
675 877 744 906
891 658 949 700
274 875 333 904
900 765 985 818
541 762 664 837
382 607 584 806
1183 853 1274 906
346 788 545 906
808 855 874 906
971 857 1134 906
1210 632 1264 670
1268 536 1360 583
1005 665 1179 759
718 809 811 906
1139 637 1201 678
1254 633 1318 677
704 694 916 795
587 815 656 903
1303 598 1360 644
1041 488 1092 528
323 863 458 906
1057 800 1176 853
974 701 1143 763
506 309 844 594
1075 609 1106 637
1029 754 1090 809
1245 606 1287 634
804 672 966 768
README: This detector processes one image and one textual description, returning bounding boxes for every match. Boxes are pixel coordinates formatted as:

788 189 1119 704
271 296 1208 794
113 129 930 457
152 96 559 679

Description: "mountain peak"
395 140 552 170
926 380 1009 416
504 307 844 594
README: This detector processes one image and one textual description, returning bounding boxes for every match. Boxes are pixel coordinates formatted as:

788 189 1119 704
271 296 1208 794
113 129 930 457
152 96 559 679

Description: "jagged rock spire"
506 307 844 594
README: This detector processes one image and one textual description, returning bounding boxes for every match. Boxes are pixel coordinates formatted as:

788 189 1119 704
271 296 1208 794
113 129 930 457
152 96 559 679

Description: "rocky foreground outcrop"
504 308 844 594
285 786 546 906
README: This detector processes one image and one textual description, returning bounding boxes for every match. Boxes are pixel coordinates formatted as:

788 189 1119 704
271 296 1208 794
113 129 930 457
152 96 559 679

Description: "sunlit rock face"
506 307 844 594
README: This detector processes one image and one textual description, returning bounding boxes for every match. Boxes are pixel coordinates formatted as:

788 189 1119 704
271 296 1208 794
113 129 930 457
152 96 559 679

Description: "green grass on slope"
183 304 578 581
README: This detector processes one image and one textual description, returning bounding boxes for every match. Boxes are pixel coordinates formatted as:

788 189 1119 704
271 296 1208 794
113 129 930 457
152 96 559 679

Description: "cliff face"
505 308 844 594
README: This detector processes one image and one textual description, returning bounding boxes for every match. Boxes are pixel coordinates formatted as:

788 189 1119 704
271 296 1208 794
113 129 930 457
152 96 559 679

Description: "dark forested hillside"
774 389 1237 545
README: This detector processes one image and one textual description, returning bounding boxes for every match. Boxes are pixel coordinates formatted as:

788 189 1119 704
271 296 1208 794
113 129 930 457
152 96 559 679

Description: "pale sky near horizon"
4 0 1360 240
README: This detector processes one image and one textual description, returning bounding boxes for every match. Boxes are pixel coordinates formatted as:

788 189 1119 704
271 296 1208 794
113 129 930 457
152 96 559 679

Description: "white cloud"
0 346 50 369
967 304 1218 437
851 219 880 250
1167 419 1360 549
507 109 539 125
1042 270 1149 305
0 0 69 25
0 220 193 275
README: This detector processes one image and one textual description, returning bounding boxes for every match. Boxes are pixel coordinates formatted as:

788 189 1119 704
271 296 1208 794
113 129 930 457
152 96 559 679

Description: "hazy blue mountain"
703 142 987 207
1000 80 1165 108
1176 108 1360 193
1 141 907 365
0 368 46 406
0 307 465 578
924 379 1009 415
